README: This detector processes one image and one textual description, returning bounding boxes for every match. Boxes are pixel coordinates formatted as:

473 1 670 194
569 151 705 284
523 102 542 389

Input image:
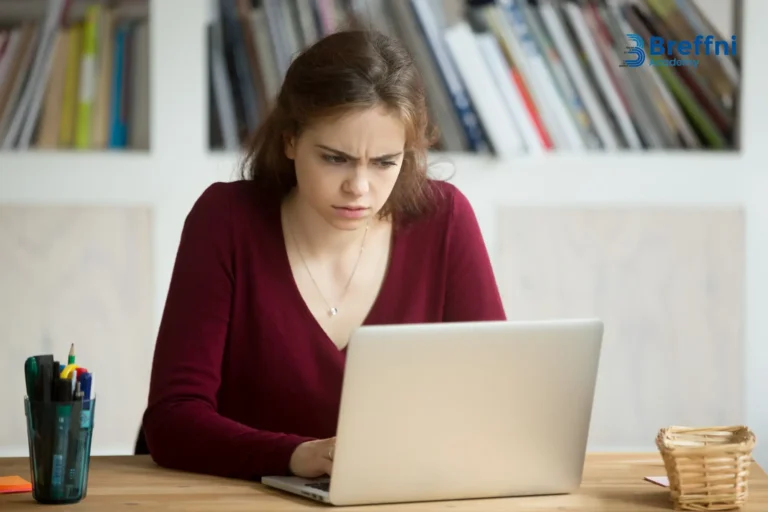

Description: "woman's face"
284 105 406 231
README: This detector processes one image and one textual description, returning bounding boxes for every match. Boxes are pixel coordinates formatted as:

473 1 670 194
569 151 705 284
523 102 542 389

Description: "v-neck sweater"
141 178 506 480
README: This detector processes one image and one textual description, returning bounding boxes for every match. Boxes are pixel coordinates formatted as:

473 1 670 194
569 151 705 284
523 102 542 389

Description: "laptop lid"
327 318 604 506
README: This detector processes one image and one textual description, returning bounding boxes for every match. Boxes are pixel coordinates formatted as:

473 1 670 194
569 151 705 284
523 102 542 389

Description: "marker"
24 356 40 488
32 355 54 495
32 355 54 397
64 384 83 499
24 357 38 399
39 359 54 487
51 379 72 499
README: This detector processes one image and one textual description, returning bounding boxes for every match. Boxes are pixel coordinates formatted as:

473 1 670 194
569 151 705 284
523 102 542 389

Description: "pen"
76 372 92 493
79 372 92 407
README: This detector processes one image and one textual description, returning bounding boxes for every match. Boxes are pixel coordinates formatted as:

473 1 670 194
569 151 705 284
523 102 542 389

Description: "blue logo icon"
619 33 736 68
621 34 645 68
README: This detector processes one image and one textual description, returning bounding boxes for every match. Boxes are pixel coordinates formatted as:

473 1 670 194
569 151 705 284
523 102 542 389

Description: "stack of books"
0 0 149 152
208 0 739 156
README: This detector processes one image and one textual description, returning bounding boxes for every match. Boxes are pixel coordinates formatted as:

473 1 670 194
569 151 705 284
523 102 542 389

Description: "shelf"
0 151 155 204
203 150 747 206
444 152 747 206
0 0 149 20
0 150 746 206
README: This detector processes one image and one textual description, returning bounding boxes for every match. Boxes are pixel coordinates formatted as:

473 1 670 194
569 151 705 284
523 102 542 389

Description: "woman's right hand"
289 437 335 478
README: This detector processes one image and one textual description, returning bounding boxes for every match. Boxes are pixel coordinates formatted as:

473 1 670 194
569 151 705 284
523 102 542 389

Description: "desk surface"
1 453 767 511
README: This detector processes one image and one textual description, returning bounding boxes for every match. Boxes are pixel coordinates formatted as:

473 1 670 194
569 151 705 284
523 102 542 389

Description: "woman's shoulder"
191 179 276 217
185 180 279 238
425 178 461 206
193 179 261 203
393 179 482 256
416 178 474 225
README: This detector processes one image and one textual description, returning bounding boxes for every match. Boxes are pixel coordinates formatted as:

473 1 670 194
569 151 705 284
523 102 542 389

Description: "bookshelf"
0 0 150 153
0 0 767 463
207 0 742 154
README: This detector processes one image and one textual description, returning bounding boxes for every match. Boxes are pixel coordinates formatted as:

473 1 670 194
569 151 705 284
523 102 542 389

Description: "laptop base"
261 476 331 504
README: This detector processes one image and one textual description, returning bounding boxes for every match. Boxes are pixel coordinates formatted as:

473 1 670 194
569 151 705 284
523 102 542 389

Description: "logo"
620 34 737 68
620 34 645 68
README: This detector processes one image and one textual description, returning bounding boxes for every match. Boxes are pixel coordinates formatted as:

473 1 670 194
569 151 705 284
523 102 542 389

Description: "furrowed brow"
315 144 401 161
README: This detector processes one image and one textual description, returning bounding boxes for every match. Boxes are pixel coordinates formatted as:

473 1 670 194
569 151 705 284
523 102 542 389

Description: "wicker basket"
656 426 757 511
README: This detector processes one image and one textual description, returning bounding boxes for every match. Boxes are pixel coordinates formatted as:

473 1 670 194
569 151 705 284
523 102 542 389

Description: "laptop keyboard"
306 481 330 492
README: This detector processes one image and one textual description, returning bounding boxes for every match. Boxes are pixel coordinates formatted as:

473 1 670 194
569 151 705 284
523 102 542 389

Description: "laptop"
261 318 604 506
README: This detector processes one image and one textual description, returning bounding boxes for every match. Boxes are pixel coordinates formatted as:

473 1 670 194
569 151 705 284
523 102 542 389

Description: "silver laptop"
261 318 604 506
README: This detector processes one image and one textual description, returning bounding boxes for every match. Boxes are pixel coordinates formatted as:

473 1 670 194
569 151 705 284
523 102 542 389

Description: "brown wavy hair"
239 29 440 223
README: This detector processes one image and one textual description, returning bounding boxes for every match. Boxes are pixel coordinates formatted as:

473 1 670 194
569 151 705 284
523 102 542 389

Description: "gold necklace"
289 211 370 317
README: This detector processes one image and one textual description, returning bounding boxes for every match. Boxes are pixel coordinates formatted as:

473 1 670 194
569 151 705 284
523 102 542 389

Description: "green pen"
24 356 40 493
24 357 38 399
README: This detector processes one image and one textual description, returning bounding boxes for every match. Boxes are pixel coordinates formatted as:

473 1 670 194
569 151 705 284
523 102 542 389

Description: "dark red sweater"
142 179 506 480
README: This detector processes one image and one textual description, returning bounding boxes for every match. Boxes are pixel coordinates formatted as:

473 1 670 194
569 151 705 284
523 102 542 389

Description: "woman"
141 29 506 482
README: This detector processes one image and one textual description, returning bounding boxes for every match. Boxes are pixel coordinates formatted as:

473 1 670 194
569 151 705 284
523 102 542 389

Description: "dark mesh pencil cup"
24 396 96 504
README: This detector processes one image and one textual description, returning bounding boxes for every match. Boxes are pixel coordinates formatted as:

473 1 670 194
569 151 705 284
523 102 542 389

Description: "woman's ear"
284 134 296 160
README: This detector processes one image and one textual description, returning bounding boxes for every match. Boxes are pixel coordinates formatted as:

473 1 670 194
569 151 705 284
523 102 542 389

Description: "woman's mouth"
333 206 369 218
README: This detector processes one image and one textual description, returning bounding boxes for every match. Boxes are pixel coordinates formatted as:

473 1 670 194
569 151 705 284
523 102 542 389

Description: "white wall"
694 0 735 36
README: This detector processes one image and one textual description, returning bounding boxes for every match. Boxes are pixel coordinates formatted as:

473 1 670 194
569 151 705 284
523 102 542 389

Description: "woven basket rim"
656 425 757 453
659 425 753 433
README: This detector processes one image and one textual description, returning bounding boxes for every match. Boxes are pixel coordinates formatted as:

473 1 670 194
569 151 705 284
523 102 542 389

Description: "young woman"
141 29 506 482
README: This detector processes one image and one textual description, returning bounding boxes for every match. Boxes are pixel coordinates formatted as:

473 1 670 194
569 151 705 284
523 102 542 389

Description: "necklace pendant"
329 307 338 317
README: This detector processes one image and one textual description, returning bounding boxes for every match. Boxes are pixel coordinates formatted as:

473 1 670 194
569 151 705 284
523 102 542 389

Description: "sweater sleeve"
442 187 507 322
142 183 315 480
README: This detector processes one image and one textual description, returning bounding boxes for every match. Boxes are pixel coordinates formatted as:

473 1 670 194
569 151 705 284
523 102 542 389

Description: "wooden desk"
1 453 767 511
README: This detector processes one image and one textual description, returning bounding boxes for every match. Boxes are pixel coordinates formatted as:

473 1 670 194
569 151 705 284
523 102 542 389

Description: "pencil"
68 344 75 365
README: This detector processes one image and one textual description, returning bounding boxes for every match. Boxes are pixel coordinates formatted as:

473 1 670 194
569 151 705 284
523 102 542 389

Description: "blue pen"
75 373 92 495
79 373 91 404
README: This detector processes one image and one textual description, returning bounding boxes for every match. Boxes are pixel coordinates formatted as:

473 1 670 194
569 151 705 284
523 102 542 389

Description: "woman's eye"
375 161 396 168
323 154 346 164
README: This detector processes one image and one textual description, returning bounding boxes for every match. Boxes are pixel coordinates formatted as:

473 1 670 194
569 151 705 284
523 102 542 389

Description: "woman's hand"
289 437 335 478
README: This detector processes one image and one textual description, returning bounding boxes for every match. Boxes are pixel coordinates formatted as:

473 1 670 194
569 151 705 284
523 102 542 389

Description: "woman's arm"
142 183 315 479
442 186 507 322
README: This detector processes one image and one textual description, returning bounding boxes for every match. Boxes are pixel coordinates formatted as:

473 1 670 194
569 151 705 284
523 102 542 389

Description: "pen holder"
24 396 96 505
